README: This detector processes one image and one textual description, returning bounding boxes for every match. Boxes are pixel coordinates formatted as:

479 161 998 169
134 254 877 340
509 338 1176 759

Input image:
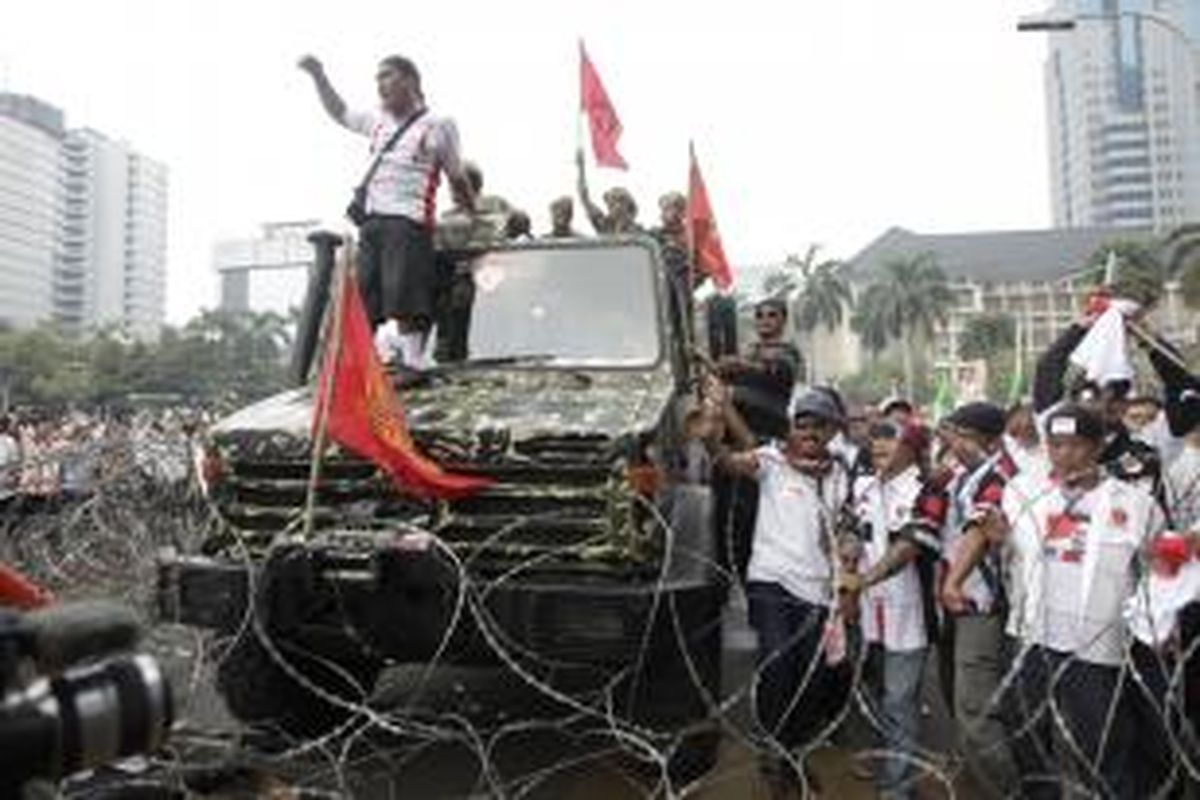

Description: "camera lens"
0 653 172 785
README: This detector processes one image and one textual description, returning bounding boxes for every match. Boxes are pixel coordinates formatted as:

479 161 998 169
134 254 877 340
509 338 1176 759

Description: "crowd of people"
296 52 697 370
286 51 1200 797
0 408 204 512
691 296 1200 799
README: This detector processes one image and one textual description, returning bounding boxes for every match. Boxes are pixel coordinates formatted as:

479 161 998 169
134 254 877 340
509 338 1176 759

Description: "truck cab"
158 234 723 778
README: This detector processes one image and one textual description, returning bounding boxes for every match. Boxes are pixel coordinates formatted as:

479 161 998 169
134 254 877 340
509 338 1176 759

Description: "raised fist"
297 55 323 76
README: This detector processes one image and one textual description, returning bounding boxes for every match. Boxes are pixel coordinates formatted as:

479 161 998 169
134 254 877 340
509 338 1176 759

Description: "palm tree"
852 252 954 398
850 283 892 360
1159 224 1200 309
795 259 853 383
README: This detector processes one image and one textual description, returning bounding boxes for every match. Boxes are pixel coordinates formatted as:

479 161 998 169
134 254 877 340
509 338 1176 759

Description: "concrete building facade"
58 128 167 339
1044 0 1200 230
0 92 167 339
213 221 319 316
0 93 61 329
827 225 1190 393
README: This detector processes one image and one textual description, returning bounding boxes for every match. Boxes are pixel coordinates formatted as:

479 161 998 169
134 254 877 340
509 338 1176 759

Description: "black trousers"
357 215 436 329
747 582 842 750
1125 640 1192 797
1003 645 1136 799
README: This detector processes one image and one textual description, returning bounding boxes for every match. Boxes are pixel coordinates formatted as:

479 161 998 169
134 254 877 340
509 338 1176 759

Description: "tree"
958 314 1015 362
1082 240 1166 308
1159 223 1200 309
794 259 853 383
852 252 954 398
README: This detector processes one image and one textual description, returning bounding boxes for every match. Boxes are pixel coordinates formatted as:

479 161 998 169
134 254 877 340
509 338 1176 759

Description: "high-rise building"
59 128 167 339
0 93 62 329
0 92 167 338
1044 0 1200 230
214 221 318 316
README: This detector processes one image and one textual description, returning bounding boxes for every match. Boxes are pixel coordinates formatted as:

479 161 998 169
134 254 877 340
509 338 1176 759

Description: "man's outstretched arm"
298 55 347 124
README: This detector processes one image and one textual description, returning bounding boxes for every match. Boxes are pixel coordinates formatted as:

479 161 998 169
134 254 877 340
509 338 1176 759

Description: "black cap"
811 385 848 420
1045 403 1105 442
790 390 843 425
945 401 1006 439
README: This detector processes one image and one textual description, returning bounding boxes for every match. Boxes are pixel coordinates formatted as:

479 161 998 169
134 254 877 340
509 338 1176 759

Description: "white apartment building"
1045 0 1200 230
0 93 61 329
59 128 168 340
0 92 167 339
214 221 320 316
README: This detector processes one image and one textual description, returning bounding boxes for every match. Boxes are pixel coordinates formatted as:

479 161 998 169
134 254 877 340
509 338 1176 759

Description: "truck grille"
212 434 652 573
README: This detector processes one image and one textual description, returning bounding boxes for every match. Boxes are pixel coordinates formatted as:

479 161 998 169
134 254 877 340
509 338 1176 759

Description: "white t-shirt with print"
1003 473 1161 666
341 108 462 226
852 465 927 652
747 445 850 607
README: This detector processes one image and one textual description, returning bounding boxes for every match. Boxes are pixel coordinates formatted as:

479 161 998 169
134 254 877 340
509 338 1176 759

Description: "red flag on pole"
579 41 628 170
312 269 492 500
687 144 734 290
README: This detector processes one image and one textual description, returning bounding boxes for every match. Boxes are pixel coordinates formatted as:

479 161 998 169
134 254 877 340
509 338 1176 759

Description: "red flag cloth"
579 42 628 170
312 271 492 500
0 562 54 609
687 145 734 290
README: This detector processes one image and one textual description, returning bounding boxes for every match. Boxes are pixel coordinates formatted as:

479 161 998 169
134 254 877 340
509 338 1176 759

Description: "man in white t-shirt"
299 53 476 367
703 387 850 797
973 404 1161 798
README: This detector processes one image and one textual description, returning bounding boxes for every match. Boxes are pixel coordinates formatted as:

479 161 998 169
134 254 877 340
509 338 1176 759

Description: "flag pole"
575 38 585 163
303 238 352 539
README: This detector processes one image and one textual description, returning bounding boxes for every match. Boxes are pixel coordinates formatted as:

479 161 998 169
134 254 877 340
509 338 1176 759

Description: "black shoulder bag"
345 109 428 227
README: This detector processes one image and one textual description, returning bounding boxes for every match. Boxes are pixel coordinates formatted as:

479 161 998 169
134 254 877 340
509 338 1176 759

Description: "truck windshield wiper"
427 353 559 373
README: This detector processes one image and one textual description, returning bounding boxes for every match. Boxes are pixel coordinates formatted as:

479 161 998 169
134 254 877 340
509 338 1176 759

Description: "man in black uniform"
711 298 803 587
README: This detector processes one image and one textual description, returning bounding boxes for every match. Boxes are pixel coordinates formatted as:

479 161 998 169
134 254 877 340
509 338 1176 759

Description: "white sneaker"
373 320 402 365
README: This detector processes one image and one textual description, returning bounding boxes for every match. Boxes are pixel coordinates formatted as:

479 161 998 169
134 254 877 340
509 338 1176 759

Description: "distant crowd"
0 408 209 509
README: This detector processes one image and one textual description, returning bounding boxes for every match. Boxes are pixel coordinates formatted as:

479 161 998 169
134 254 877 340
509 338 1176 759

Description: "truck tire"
215 627 381 740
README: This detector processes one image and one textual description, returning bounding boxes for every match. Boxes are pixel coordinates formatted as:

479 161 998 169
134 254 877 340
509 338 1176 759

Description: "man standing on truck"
298 53 476 368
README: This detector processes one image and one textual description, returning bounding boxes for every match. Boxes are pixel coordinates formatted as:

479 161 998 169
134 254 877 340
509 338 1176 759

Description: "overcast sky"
3 1 1049 323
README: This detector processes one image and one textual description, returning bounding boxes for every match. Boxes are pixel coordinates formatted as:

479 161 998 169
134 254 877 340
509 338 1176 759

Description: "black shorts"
357 215 436 328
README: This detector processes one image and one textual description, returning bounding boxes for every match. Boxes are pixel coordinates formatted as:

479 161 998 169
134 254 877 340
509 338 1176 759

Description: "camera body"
0 603 173 793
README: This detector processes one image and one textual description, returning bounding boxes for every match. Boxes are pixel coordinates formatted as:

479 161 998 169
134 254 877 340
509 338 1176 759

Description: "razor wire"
4 416 1200 799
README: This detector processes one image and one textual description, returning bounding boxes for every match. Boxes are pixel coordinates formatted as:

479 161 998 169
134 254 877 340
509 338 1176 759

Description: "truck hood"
210 367 675 455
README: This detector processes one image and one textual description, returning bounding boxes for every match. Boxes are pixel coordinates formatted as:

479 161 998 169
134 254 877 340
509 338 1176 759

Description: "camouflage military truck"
157 234 722 777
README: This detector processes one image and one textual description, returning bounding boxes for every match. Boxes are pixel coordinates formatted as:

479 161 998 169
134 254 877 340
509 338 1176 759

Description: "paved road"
149 611 974 799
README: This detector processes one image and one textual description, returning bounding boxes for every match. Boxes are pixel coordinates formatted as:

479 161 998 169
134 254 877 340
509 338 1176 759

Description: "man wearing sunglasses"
712 298 805 587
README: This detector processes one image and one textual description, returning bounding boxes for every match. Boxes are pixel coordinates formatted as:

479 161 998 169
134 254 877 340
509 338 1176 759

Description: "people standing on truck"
545 196 578 238
651 191 699 349
298 53 477 369
431 162 509 364
504 211 533 241
711 298 804 585
700 386 850 797
575 149 641 234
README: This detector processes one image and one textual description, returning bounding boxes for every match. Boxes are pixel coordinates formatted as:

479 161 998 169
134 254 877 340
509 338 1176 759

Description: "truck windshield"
452 245 662 367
